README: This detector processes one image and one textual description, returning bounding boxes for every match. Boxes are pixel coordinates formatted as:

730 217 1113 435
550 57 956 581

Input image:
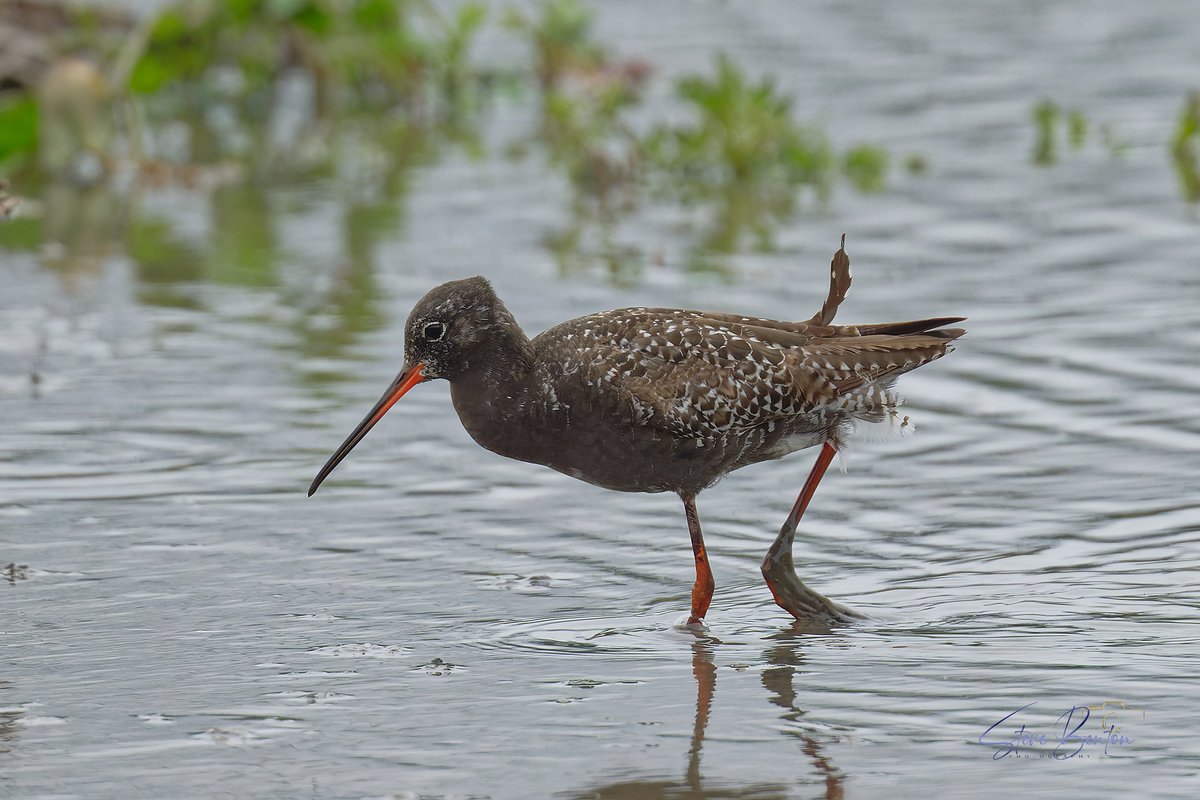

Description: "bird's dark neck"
447 313 559 463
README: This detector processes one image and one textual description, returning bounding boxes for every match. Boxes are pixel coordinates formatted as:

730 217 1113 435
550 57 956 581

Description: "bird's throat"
447 332 558 465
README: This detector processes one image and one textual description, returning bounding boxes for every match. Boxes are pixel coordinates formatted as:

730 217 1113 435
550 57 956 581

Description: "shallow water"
3 1 1200 798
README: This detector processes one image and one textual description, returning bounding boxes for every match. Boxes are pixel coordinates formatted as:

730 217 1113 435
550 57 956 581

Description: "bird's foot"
675 613 711 632
761 549 863 625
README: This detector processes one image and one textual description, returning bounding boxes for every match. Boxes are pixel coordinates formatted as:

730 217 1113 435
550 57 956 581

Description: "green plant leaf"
842 145 888 193
0 97 39 162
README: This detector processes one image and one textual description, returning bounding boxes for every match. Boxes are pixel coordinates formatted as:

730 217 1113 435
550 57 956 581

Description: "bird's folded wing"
548 311 826 440
537 304 964 440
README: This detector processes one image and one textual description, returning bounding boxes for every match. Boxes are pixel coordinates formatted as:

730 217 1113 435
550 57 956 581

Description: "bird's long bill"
307 363 427 497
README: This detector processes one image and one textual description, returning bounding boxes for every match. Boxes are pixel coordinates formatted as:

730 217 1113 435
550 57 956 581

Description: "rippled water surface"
4 1 1200 798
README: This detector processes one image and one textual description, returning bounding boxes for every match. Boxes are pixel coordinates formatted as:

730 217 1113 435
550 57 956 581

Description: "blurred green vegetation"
1067 109 1088 150
1031 99 1129 167
1171 91 1200 204
642 55 886 268
504 0 603 92
842 145 889 194
646 54 827 236
0 97 39 165
1 0 907 296
1 0 1195 341
1032 99 1061 166
647 55 835 198
129 0 490 118
506 0 649 282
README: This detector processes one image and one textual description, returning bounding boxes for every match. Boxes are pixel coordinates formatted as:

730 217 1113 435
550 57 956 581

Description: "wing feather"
534 306 963 441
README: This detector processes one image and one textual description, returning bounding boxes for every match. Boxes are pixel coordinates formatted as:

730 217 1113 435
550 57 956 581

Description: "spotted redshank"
309 237 964 625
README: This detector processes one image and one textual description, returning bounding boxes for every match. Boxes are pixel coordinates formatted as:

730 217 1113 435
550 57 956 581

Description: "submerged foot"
676 613 711 632
761 547 863 625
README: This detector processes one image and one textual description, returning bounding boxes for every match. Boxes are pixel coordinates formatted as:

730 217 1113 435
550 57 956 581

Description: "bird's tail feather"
807 234 852 327
853 318 966 337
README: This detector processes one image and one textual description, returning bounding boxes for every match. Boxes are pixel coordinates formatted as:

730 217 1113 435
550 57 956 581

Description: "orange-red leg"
775 442 837 556
762 442 861 623
681 493 714 624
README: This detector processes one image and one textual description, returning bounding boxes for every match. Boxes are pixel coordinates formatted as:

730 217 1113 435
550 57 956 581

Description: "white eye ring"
423 321 447 341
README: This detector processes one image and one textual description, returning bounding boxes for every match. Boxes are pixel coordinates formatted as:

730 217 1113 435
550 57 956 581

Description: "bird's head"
401 275 504 381
307 276 510 497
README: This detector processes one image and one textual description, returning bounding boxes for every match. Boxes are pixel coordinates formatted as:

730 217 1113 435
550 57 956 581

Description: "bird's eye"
423 321 447 341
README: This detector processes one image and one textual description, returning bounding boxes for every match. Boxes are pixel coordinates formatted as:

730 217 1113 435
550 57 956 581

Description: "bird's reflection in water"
761 621 847 800
568 626 846 799
685 637 718 795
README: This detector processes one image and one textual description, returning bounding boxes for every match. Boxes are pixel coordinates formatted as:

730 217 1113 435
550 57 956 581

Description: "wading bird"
309 237 964 625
